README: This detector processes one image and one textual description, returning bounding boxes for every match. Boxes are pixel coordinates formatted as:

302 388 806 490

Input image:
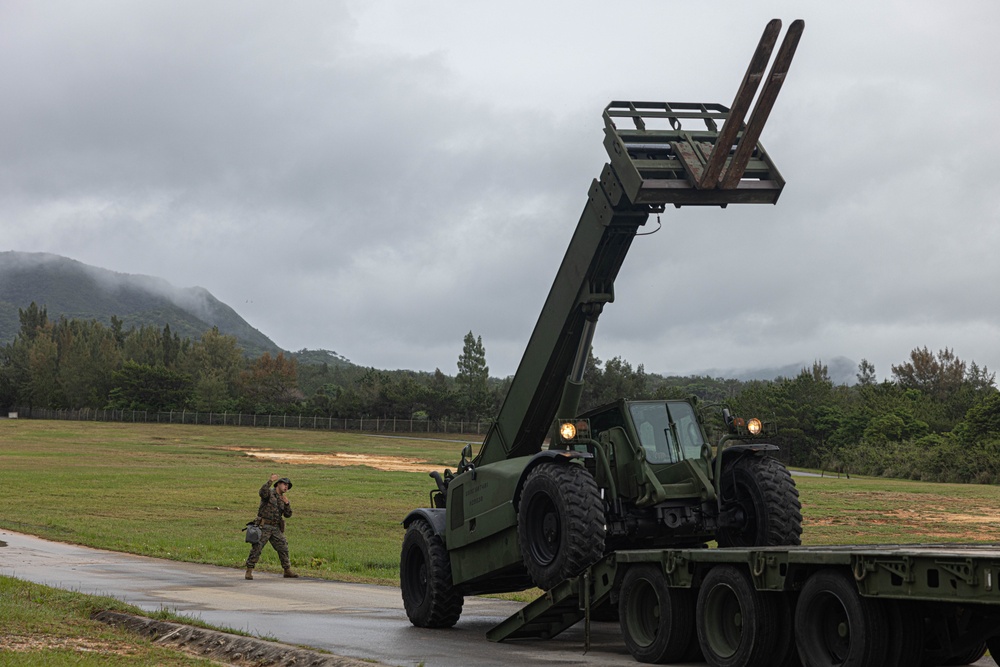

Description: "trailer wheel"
794 568 888 667
773 593 802 667
696 565 779 667
925 604 990 666
986 636 1000 666
943 641 988 665
400 519 464 628
618 564 694 663
885 600 924 667
517 463 605 590
680 630 704 663
716 455 802 548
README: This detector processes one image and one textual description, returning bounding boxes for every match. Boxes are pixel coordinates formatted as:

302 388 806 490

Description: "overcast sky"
2 1 999 381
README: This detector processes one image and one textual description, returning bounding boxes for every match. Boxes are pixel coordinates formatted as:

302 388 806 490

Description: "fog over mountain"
0 251 281 356
2 251 861 383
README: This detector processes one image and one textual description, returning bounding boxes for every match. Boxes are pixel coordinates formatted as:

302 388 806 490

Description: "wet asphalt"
0 530 641 667
3 530 994 667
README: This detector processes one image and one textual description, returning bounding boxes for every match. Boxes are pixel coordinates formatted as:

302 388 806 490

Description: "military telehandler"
401 18 805 629
398 21 1000 667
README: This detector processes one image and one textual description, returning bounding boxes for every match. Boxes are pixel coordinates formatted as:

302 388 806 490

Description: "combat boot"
283 568 299 578
245 568 253 580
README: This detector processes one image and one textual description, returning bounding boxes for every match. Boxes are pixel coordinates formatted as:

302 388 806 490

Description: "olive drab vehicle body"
401 17 805 620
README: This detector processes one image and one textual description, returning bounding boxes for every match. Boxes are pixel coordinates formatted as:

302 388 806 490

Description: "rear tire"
400 520 463 628
517 463 605 590
717 454 802 548
618 564 694 663
696 565 779 667
794 568 888 667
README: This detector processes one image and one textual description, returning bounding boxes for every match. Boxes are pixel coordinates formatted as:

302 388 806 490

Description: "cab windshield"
628 401 705 464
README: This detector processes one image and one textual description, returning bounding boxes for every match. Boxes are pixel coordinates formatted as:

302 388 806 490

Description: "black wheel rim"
703 582 742 659
727 479 762 546
403 545 428 606
810 592 850 663
524 492 560 566
624 576 660 648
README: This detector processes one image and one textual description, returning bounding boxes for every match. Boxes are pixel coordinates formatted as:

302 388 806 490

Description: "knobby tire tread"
518 463 605 590
718 454 803 548
400 520 464 628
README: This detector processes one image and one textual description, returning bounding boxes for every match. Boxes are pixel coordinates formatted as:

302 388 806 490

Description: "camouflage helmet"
275 477 293 490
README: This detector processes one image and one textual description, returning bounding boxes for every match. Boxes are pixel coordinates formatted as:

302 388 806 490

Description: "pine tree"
456 331 490 420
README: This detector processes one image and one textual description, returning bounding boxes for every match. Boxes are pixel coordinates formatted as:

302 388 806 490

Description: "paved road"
0 530 641 667
4 530 995 667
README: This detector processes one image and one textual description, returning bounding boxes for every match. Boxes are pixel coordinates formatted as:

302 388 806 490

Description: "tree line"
727 352 1000 483
3 303 999 483
0 306 504 422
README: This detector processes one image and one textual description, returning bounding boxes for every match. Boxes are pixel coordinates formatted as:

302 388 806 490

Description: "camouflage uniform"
245 478 294 571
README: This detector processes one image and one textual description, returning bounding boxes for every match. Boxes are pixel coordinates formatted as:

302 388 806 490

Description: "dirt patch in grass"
804 489 1000 542
2 635 140 655
230 447 441 473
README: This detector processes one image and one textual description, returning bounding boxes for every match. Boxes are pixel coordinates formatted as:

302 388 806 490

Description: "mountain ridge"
0 251 281 357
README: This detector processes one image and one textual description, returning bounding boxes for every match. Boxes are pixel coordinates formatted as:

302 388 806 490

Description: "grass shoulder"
0 575 225 666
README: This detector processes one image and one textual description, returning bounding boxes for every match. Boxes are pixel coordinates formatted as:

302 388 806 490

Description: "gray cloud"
2 1 999 381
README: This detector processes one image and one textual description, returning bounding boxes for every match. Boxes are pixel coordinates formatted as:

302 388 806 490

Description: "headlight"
559 422 577 441
747 418 763 435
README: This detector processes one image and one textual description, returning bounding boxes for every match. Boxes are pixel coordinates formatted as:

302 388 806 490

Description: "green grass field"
0 576 227 666
3 419 1000 588
1 419 472 584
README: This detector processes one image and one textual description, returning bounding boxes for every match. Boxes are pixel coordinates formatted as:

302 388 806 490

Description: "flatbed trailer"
488 543 1000 667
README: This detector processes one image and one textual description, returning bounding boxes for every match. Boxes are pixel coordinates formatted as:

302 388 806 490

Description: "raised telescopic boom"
473 19 803 468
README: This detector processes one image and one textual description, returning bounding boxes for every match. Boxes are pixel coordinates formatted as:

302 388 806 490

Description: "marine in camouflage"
245 475 296 576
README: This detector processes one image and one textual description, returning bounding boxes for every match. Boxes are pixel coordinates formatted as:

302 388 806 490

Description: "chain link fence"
10 406 492 436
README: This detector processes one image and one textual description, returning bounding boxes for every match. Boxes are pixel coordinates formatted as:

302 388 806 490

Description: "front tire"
400 520 463 628
517 463 605 590
717 454 802 548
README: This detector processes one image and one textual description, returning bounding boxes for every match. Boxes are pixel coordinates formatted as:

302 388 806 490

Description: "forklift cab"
628 400 705 464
